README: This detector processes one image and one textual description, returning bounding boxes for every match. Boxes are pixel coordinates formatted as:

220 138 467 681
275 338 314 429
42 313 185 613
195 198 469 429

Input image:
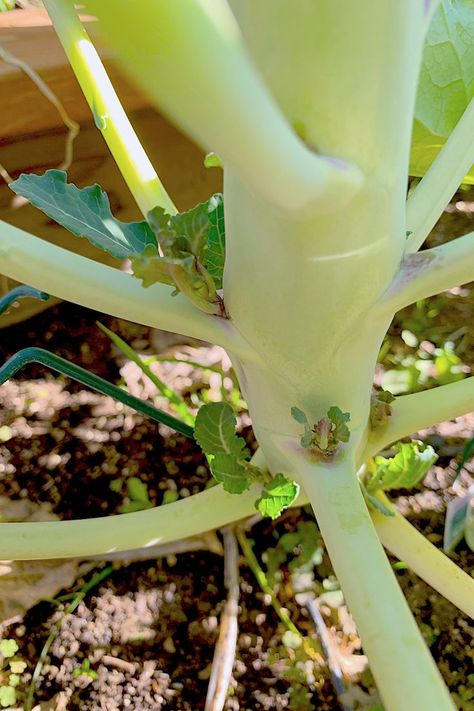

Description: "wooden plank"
0 110 222 326
0 9 147 137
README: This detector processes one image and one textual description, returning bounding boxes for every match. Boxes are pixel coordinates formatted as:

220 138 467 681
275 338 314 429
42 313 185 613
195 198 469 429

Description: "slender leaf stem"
43 0 176 217
0 285 49 316
0 347 194 438
83 0 363 214
381 228 474 313
0 220 255 360
235 528 303 639
406 97 474 253
97 322 195 426
373 494 474 619
364 376 474 460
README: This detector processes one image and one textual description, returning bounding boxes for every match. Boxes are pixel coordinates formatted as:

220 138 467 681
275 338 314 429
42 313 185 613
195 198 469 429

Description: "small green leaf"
8 674 20 688
0 686 16 708
195 402 247 457
130 244 175 288
9 170 157 259
210 453 251 494
127 477 150 503
204 194 225 287
327 406 351 443
118 500 153 514
162 489 179 505
255 474 299 519
204 152 223 169
300 429 313 448
291 407 309 426
371 440 437 492
0 640 18 658
370 389 396 429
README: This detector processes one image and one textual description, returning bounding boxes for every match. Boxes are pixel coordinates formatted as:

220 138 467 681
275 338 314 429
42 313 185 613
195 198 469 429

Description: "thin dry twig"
0 44 80 178
205 526 240 711
305 599 351 711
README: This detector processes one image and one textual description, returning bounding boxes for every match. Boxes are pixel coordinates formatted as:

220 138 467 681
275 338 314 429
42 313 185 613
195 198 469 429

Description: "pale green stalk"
266 441 455 711
43 0 176 217
373 494 474 619
83 0 363 214
381 228 474 314
364 376 474 460
2 464 473 622
0 220 252 359
406 97 474 253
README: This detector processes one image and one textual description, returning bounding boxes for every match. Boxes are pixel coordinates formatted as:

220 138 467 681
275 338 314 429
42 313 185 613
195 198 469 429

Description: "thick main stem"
288 449 455 711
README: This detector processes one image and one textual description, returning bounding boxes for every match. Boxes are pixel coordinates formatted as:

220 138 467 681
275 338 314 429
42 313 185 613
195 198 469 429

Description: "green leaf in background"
255 474 299 519
203 193 225 288
0 0 14 10
195 402 248 458
9 171 157 259
0 639 18 658
411 0 474 182
210 453 251 494
443 490 471 553
119 476 153 513
369 440 437 493
0 686 16 709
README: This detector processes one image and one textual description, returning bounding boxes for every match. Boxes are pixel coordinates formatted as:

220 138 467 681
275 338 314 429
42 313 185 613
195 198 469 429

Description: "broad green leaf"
411 0 474 182
372 440 437 492
195 402 247 457
291 407 309 426
9 170 157 258
0 639 18 658
210 453 251 494
204 194 225 288
255 474 299 519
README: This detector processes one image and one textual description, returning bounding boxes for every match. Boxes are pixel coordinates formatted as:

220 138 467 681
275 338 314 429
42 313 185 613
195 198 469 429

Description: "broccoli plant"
1 1 474 709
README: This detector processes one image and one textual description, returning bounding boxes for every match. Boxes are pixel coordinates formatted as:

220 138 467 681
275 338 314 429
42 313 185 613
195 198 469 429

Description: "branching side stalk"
372 494 474 619
406 96 474 252
0 220 253 359
43 0 176 217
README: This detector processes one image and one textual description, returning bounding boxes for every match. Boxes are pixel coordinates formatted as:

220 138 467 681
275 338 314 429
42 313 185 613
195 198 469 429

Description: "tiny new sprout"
291 406 350 458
